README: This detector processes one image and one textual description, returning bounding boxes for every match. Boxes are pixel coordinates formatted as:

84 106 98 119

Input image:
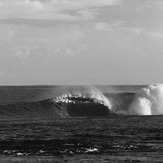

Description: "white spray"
129 84 163 115
53 86 113 110
88 88 112 109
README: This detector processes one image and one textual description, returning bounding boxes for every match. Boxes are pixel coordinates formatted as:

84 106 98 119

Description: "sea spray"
53 86 113 110
52 84 163 116
54 90 112 110
87 87 112 109
129 84 163 115
129 97 151 115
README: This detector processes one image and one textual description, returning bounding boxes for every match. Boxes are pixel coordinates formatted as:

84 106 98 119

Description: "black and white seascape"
0 0 163 162
0 85 163 162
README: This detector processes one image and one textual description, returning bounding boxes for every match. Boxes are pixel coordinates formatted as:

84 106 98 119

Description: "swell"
0 100 67 119
0 100 111 119
0 92 134 119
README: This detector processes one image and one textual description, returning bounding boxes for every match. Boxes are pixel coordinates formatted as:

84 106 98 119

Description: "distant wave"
0 84 163 119
0 92 130 119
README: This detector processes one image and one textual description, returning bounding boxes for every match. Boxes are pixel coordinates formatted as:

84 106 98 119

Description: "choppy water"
0 116 163 162
0 85 163 162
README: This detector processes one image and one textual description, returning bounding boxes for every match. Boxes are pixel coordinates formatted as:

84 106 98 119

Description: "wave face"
0 94 112 119
53 94 112 117
0 84 163 119
0 100 68 119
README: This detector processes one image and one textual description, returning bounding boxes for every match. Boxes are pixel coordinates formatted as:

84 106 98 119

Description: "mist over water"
57 84 163 116
129 84 163 115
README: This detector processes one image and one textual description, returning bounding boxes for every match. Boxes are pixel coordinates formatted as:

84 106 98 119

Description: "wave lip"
53 93 111 107
52 94 112 117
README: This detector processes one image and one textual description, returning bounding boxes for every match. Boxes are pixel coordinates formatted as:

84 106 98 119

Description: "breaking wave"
0 84 163 119
129 84 163 115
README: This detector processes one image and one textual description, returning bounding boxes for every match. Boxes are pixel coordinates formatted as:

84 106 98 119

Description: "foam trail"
129 84 163 115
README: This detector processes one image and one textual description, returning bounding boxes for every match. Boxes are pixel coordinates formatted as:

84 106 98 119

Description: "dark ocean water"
1 116 163 162
0 85 163 162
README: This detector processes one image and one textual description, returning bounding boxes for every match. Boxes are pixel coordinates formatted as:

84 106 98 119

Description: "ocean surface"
0 85 163 162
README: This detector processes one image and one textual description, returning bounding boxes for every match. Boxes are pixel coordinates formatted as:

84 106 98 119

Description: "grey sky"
0 0 163 85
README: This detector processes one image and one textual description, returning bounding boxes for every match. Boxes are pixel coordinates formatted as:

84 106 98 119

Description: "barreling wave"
0 99 108 120
0 84 163 119
0 92 131 119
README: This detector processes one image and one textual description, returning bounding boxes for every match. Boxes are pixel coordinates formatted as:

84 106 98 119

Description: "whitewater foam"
129 84 163 115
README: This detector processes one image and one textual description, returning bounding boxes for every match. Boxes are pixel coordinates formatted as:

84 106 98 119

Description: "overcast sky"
0 0 163 85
